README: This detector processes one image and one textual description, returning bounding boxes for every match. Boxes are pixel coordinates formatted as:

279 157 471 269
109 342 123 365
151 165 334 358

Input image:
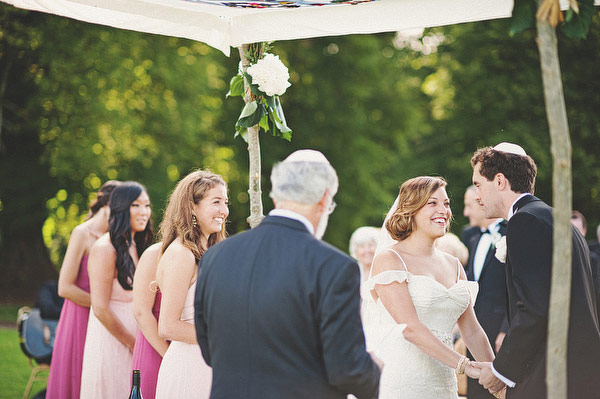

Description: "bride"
361 176 497 399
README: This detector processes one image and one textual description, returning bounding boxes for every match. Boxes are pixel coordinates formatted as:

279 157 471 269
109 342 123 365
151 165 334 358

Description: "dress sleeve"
361 270 410 300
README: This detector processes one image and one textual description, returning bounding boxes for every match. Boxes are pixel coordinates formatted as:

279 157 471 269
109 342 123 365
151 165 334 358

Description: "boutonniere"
495 236 507 263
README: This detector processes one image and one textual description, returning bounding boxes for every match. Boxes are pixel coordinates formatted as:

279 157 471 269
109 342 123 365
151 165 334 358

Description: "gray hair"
270 160 339 204
597 223 600 241
349 226 380 259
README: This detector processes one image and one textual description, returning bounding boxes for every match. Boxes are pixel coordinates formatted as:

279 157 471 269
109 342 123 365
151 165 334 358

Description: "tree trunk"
536 19 571 399
238 44 265 228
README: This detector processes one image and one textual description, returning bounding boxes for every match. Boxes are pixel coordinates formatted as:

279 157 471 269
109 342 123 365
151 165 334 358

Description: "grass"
0 304 48 399
0 327 48 399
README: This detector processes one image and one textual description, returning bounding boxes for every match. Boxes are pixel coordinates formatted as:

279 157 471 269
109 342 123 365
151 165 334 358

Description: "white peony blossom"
494 236 507 263
246 53 291 97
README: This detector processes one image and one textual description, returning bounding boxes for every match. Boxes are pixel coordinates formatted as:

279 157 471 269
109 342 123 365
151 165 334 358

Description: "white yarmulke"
493 142 527 156
283 149 330 164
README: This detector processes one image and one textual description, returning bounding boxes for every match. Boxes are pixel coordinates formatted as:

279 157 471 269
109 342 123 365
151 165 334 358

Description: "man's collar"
507 193 532 220
268 209 315 235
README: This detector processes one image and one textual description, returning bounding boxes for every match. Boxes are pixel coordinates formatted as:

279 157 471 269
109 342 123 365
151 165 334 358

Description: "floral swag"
228 52 292 141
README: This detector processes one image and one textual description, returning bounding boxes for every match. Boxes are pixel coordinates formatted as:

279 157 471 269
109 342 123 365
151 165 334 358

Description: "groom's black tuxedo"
194 215 380 399
463 221 508 399
493 195 600 399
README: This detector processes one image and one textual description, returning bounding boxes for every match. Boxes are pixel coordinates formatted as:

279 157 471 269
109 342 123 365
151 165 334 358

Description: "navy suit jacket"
195 216 380 399
493 196 600 399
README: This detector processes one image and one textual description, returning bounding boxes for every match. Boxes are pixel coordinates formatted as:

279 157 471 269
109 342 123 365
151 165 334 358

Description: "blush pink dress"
46 255 90 399
131 290 164 399
79 278 138 398
155 284 212 398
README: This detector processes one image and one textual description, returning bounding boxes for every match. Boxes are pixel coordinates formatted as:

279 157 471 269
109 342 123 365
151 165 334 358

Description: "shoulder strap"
455 257 462 283
384 248 409 271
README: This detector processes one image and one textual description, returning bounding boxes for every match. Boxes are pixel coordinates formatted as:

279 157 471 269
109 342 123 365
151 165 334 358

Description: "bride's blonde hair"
386 176 448 241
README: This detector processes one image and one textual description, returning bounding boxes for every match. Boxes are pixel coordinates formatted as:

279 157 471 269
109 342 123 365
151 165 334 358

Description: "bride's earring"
192 215 197 227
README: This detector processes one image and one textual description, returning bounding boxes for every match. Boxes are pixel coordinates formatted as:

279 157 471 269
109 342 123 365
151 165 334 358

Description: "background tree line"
1 4 598 300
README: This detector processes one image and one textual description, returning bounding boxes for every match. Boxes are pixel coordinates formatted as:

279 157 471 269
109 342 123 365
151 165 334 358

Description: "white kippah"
493 142 527 156
283 149 330 164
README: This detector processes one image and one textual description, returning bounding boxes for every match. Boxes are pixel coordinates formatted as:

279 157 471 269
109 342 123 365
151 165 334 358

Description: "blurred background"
1 6 599 302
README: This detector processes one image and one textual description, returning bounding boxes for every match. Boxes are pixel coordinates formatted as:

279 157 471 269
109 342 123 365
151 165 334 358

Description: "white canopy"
3 0 515 55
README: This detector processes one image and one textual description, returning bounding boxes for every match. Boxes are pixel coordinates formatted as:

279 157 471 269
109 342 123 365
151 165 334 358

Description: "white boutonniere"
495 236 507 263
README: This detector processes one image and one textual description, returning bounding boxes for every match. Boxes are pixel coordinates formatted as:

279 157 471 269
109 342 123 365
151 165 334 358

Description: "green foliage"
1 3 599 289
510 0 596 38
562 0 596 38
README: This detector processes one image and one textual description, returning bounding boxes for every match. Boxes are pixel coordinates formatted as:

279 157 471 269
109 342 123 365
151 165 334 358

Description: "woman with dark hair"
46 180 120 399
361 176 494 398
155 170 228 399
80 181 153 398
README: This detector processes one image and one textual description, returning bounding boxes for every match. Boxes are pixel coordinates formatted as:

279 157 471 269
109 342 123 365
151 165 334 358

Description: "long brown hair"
160 170 227 259
386 176 448 241
85 180 121 220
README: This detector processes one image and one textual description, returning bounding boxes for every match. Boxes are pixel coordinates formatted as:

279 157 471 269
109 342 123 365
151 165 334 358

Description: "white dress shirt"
472 219 502 281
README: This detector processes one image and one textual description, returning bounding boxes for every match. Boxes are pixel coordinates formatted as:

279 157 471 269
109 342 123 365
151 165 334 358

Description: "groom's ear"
494 173 509 191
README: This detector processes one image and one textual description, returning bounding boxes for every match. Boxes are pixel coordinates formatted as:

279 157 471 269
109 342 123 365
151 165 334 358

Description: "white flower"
495 236 507 263
246 53 291 97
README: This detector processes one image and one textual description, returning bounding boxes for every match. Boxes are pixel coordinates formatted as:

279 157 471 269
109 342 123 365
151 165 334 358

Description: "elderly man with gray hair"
195 150 381 399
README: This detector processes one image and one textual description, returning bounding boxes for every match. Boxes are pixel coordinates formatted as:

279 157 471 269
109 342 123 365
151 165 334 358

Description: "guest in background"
349 226 380 281
46 180 120 399
155 170 228 399
132 242 168 399
590 224 600 257
571 211 600 317
461 185 508 399
435 232 469 267
80 181 153 398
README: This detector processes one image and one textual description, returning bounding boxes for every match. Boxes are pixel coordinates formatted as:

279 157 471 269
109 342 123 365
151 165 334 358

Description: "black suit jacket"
195 216 380 399
464 221 509 346
493 196 600 399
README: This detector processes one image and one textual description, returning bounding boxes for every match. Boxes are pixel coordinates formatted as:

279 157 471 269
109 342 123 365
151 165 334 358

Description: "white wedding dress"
361 249 478 399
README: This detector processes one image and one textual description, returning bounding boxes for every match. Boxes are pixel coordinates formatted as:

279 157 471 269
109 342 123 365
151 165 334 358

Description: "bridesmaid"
46 181 120 399
131 241 168 399
80 181 153 398
155 170 229 399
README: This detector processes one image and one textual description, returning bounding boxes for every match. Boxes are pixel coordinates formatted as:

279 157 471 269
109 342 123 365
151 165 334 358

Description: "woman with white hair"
349 226 380 281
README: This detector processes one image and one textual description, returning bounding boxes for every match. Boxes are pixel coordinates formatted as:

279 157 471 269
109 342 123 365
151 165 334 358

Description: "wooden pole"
536 17 571 399
238 44 265 228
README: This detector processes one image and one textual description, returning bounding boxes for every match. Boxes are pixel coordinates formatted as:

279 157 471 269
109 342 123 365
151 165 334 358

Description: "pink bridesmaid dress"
46 255 91 399
155 284 212 398
79 278 138 399
131 290 164 399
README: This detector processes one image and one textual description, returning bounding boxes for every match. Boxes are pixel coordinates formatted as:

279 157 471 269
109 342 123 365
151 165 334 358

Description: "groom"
195 150 381 399
470 143 600 398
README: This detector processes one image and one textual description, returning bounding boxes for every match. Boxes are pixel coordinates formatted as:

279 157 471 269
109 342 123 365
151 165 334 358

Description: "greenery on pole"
227 43 292 142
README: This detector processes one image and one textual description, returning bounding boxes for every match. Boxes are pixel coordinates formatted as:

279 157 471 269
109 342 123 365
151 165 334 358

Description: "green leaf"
226 74 244 98
509 0 537 36
561 0 594 39
243 72 263 98
236 101 265 128
234 127 248 142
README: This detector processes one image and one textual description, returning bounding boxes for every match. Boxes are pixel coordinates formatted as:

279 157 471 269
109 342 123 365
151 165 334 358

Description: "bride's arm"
372 253 479 377
456 268 495 362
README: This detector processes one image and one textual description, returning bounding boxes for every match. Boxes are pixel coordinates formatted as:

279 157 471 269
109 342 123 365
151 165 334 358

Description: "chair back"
17 306 58 364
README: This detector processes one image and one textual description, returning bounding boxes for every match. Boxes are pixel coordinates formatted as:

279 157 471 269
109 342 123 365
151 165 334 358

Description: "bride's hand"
465 361 482 379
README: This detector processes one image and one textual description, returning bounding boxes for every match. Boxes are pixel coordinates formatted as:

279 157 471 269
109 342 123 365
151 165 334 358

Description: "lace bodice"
360 250 478 399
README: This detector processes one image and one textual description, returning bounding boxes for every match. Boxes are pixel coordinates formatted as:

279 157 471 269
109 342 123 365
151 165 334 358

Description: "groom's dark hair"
471 147 537 194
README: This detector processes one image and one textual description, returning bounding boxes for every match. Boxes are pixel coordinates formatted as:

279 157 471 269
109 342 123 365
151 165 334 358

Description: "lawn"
0 303 48 399
0 327 48 399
